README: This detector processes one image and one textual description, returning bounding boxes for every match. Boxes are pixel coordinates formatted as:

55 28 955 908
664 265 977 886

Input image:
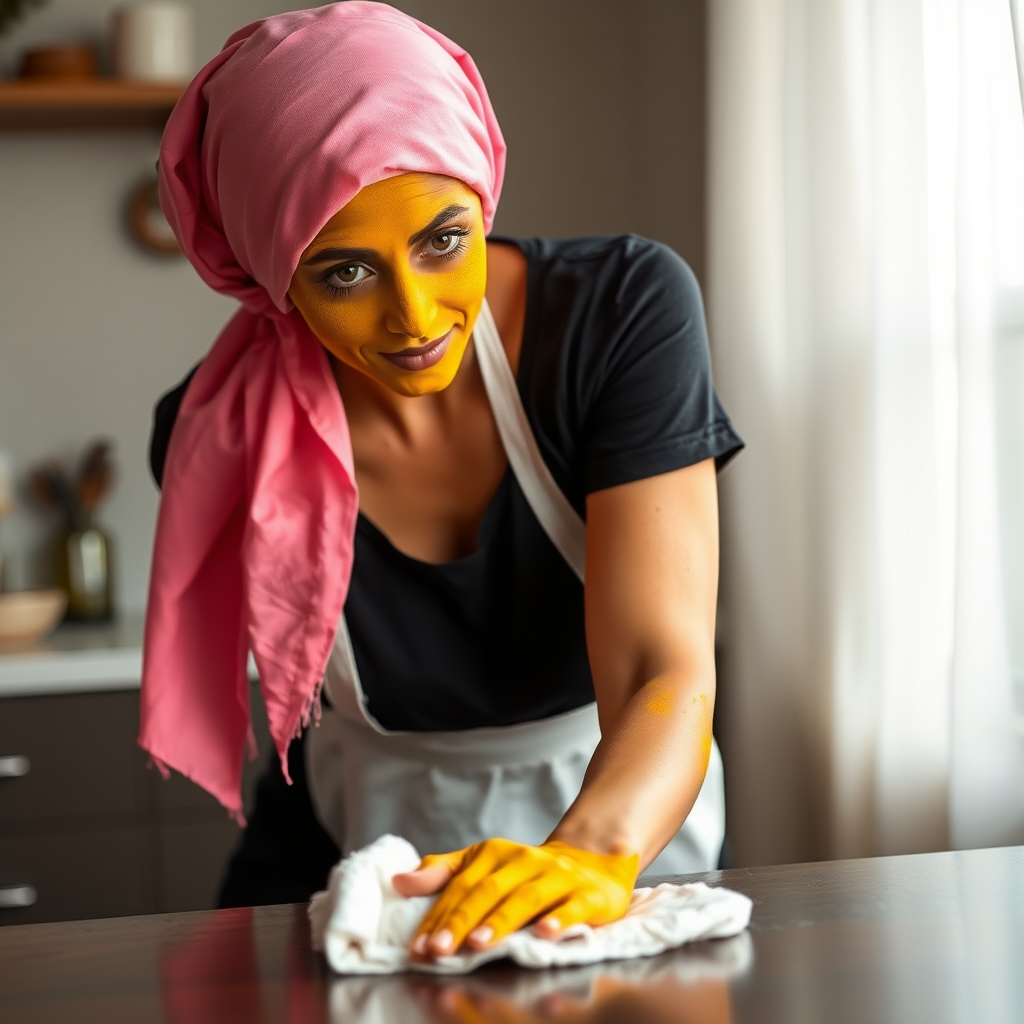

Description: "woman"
143 2 742 961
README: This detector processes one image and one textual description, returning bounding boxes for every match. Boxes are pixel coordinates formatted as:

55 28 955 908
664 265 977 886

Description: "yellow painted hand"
391 837 639 959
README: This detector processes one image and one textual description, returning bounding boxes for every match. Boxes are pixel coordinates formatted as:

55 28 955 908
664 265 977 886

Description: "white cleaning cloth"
309 834 752 975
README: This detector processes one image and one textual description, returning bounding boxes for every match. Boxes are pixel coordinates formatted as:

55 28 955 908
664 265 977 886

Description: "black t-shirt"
150 235 743 732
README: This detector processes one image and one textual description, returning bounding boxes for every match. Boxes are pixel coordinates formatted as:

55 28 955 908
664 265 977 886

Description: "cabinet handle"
0 885 37 909
0 755 29 778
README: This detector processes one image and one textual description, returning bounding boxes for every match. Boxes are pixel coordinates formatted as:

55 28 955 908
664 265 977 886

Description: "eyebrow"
407 204 471 247
303 245 378 266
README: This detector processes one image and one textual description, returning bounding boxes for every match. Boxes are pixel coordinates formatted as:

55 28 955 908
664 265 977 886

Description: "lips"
380 329 453 371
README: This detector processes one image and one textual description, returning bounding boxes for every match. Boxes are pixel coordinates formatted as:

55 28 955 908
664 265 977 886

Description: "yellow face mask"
289 172 487 397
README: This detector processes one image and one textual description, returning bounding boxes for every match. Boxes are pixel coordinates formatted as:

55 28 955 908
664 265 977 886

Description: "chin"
385 368 458 397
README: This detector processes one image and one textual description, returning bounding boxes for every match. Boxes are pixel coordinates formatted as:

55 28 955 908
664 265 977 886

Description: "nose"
384 264 437 340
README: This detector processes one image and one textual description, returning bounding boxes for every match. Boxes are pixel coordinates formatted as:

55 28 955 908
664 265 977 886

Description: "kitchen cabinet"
0 618 270 925
0 823 156 925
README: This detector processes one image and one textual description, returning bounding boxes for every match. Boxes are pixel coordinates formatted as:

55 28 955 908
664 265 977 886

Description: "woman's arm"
394 457 720 955
553 456 718 868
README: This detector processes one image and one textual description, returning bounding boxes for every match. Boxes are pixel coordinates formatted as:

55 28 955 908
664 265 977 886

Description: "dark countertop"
1 845 1021 1023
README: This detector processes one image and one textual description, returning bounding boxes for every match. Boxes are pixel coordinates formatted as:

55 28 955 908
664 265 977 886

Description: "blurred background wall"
0 0 708 611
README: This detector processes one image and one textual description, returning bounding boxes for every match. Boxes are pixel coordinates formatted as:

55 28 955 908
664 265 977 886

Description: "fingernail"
540 916 560 932
432 929 454 953
411 933 428 955
468 925 493 947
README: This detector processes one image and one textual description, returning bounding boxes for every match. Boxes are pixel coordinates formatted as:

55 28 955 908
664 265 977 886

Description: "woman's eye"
428 232 462 256
325 264 371 289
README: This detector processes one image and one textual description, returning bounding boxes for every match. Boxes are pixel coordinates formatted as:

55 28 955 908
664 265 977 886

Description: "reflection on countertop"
326 939 749 1024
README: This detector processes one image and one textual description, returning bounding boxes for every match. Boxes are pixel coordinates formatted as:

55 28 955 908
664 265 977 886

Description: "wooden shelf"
0 79 184 131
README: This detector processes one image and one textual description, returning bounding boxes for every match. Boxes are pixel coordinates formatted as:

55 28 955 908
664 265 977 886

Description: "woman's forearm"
548 663 715 871
569 460 721 871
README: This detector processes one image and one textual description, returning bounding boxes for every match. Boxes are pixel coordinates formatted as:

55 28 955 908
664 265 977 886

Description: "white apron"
306 301 725 876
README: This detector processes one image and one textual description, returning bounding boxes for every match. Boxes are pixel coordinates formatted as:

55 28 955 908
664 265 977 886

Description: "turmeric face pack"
290 172 488 397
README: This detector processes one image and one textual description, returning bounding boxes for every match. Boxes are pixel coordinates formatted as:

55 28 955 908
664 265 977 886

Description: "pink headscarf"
139 2 506 817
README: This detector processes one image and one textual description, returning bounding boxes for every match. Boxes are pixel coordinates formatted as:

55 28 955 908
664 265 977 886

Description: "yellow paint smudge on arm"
641 677 675 716
701 730 713 762
692 694 713 763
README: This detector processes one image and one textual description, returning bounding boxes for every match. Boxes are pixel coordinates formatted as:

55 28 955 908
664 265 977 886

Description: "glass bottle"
58 518 113 621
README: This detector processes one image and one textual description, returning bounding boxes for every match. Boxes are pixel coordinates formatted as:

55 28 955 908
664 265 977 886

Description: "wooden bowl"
0 590 67 646
19 45 98 80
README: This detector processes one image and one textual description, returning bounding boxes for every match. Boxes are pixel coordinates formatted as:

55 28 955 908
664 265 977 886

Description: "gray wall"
0 0 706 612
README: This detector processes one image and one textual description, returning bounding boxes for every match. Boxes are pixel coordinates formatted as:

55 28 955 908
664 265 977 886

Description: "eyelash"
429 228 469 262
318 227 470 299
322 271 368 299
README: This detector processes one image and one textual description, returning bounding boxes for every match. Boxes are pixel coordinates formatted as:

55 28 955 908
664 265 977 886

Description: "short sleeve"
582 240 742 494
149 365 198 489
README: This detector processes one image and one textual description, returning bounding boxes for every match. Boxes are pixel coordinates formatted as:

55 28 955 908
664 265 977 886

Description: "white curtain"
709 0 1024 864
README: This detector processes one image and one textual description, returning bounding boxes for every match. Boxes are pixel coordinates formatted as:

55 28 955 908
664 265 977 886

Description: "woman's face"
289 172 487 398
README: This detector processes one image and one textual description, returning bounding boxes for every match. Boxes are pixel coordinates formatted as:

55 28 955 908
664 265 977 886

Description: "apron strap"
473 300 586 582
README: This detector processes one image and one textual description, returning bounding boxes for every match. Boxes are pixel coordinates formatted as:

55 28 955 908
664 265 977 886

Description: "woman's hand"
392 837 638 959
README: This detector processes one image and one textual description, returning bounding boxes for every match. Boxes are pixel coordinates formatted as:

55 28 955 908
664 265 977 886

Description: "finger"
392 852 463 897
533 886 618 937
466 870 578 950
415 850 498 946
437 852 551 953
421 852 532 958
412 843 507 953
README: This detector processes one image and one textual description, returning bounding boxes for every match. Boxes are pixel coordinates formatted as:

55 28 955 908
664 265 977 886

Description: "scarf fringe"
278 673 325 786
298 674 325 735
